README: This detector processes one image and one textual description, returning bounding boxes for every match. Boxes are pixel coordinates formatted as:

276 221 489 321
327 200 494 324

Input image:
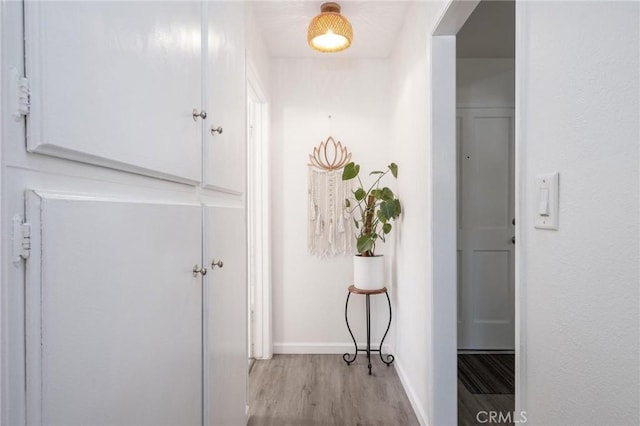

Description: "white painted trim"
429 34 458 426
514 0 528 416
433 0 480 36
0 2 4 422
201 203 212 426
246 90 253 360
247 60 269 104
273 343 392 355
246 59 272 360
23 0 45 152
201 182 243 196
395 359 428 426
260 102 272 360
201 0 208 190
24 191 43 426
28 145 201 186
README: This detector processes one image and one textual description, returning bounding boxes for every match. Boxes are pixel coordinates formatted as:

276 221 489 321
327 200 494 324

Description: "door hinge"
12 215 31 265
12 68 30 121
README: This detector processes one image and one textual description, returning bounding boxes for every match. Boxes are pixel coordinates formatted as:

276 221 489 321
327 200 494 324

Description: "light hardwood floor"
248 354 515 425
248 354 419 426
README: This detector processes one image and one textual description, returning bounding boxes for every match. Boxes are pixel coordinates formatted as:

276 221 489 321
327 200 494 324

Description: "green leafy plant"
342 162 401 257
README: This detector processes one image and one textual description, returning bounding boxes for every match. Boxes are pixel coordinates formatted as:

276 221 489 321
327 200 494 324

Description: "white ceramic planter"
353 255 385 290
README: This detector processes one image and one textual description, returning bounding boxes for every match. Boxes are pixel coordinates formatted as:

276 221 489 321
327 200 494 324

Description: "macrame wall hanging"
308 135 354 257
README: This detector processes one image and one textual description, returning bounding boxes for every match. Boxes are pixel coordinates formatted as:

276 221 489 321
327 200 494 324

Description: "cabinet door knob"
192 109 207 121
211 259 224 269
193 264 208 277
210 126 223 135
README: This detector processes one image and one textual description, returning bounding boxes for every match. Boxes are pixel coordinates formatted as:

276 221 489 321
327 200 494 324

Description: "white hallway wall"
388 1 448 424
246 5 270 96
518 2 639 424
391 2 640 425
270 57 393 353
457 58 514 108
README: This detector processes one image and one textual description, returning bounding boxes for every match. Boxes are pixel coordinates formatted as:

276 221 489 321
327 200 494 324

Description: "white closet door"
204 2 246 193
203 205 247 425
25 193 203 426
457 108 515 350
24 1 202 184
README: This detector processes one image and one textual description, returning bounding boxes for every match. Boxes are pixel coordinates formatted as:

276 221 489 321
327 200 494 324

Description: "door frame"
0 1 4 421
430 0 526 421
246 59 272 360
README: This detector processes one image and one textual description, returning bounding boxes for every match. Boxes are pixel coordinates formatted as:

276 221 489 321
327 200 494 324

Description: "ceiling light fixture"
307 2 353 53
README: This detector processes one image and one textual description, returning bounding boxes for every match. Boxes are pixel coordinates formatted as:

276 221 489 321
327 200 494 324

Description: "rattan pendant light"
307 2 353 53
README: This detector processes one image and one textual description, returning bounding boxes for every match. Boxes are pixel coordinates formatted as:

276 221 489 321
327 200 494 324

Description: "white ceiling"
248 1 411 58
248 1 514 59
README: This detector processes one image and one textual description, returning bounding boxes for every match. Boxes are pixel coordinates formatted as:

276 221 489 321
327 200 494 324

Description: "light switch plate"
534 172 559 230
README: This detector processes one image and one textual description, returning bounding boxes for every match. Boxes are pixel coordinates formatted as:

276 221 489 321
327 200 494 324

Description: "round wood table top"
348 285 388 295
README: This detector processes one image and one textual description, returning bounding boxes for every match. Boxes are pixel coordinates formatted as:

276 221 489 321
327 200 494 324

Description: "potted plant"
342 162 401 290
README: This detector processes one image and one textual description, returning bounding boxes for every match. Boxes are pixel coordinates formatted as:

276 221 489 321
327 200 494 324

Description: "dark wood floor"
248 354 419 426
458 378 515 426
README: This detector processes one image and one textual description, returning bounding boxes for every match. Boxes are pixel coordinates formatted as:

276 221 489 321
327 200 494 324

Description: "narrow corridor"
248 355 418 425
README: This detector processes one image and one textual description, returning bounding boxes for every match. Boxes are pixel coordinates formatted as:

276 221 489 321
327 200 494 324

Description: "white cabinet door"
25 193 203 426
203 205 247 425
24 2 202 184
457 108 515 350
203 2 246 193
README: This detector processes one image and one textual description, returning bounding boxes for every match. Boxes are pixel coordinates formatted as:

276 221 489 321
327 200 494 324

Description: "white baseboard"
273 342 392 355
395 358 429 426
254 354 273 361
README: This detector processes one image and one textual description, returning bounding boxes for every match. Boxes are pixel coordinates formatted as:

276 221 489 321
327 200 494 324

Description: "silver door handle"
211 259 224 269
210 126 223 135
192 109 207 121
193 264 208 277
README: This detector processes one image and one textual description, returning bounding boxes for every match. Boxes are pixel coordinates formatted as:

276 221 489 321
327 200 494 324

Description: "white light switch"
538 188 550 216
534 173 559 230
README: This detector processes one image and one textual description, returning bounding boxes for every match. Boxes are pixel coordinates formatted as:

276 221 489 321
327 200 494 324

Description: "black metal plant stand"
342 285 395 375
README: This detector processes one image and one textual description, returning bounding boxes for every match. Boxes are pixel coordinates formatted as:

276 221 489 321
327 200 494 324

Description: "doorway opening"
431 0 522 423
455 1 516 423
247 61 272 370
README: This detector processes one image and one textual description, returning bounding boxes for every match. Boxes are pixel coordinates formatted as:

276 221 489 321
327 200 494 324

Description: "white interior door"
457 108 515 350
203 205 247 425
25 192 203 426
203 2 246 193
24 1 202 184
